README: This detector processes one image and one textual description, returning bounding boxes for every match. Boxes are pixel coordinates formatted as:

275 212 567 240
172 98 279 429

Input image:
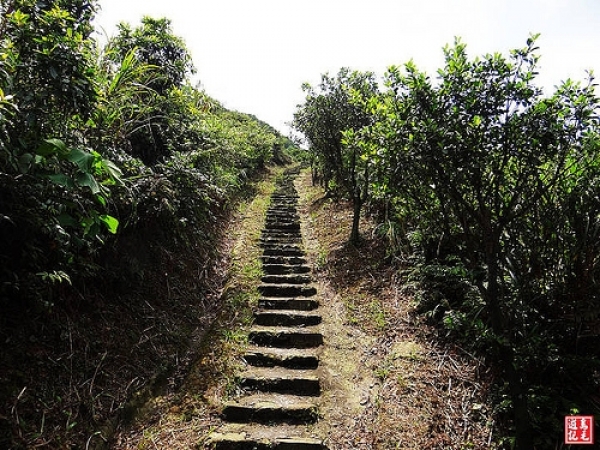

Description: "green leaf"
99 214 119 234
76 172 101 194
58 213 78 228
95 194 107 207
36 139 69 157
47 173 74 188
102 159 124 185
9 10 30 27
18 153 34 173
66 147 95 172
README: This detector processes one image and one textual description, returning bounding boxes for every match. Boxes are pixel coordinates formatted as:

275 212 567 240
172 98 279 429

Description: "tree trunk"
504 346 534 450
350 195 362 245
485 240 534 450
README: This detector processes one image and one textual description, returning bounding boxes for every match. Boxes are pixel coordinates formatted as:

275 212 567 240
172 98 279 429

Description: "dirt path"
111 168 498 449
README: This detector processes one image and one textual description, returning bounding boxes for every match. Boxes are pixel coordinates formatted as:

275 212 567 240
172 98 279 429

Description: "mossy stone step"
261 231 301 237
266 211 299 218
262 256 307 266
268 203 298 208
265 218 299 223
266 208 298 214
261 234 302 243
208 422 324 440
258 284 317 298
208 434 326 450
253 310 322 327
263 264 311 275
265 217 299 224
258 297 319 311
262 246 305 257
209 434 327 450
266 211 298 216
265 213 299 219
271 194 299 198
261 274 312 285
240 367 320 396
249 328 323 348
264 223 301 232
244 347 319 369
260 236 302 244
261 228 301 235
260 241 303 248
221 393 318 424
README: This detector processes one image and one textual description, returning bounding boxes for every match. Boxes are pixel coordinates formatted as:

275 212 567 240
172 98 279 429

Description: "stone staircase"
207 169 327 449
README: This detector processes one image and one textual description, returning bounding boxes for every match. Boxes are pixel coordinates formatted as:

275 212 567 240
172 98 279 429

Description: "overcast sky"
93 0 600 136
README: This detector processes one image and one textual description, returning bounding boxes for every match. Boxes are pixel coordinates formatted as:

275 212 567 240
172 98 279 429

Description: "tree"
293 68 379 243
108 16 194 96
1 0 99 149
0 1 125 304
380 36 599 449
104 17 196 164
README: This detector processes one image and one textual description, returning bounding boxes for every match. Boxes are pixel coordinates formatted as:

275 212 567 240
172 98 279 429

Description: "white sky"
93 0 600 137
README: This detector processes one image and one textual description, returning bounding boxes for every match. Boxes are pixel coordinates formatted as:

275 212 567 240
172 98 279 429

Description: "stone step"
264 227 301 234
208 433 325 450
221 393 318 424
263 264 311 275
260 241 303 249
269 198 297 203
260 237 301 244
244 347 319 369
268 206 298 210
261 274 312 285
262 256 307 266
249 328 323 348
258 297 319 311
271 194 299 199
261 242 302 249
265 218 298 223
265 218 299 225
267 204 298 210
262 246 305 257
267 203 298 208
260 236 302 244
253 310 322 327
260 236 302 245
265 210 297 215
264 219 300 225
240 367 320 396
264 223 301 232
262 226 300 232
265 213 299 219
258 284 317 298
266 211 299 218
